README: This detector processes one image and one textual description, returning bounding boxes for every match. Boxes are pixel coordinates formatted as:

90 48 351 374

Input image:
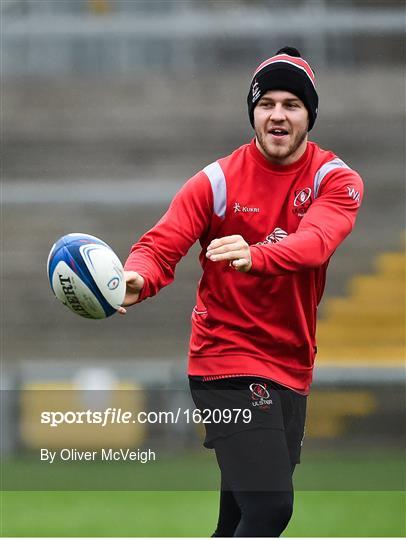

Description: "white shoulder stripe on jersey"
313 158 350 198
203 161 227 218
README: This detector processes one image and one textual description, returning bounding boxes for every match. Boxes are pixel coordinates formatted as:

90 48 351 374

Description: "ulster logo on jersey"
293 187 312 217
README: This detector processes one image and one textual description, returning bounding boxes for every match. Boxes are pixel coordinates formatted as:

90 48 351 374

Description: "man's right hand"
117 271 145 315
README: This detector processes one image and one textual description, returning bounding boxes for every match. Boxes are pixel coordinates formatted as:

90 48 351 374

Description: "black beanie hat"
247 46 319 131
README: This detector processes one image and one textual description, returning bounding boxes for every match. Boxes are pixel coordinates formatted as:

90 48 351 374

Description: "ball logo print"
107 277 120 290
47 233 126 319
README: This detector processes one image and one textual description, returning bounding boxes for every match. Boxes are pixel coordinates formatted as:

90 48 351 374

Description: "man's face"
253 90 309 165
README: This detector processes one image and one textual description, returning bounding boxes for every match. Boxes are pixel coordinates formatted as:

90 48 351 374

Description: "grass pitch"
1 490 405 537
1 450 405 536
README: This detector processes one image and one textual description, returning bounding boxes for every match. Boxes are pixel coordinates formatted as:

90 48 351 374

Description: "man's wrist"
248 245 266 275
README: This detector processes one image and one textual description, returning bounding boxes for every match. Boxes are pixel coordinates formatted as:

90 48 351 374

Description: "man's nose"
269 105 286 121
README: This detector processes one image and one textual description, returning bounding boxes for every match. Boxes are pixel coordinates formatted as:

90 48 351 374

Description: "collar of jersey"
249 138 310 174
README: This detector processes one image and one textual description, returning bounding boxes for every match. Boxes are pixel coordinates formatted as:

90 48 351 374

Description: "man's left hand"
206 235 252 272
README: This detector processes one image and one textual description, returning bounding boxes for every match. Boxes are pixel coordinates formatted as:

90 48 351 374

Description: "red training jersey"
124 139 364 393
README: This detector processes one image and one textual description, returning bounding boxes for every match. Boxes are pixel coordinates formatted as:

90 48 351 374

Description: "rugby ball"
47 233 126 319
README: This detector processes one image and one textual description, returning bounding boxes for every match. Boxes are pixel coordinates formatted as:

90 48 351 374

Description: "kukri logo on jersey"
233 202 260 213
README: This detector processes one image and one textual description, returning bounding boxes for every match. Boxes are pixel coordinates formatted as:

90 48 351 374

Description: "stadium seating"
317 238 405 365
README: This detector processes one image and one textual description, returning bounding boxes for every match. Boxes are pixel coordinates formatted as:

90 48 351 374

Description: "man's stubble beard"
255 126 308 163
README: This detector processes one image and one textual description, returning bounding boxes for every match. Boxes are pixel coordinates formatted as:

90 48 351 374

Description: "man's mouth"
268 127 289 137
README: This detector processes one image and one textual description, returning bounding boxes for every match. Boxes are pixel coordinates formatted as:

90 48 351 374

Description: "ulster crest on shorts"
249 383 273 409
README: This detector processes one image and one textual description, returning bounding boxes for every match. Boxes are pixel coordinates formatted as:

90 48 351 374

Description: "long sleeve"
249 168 364 276
124 172 213 301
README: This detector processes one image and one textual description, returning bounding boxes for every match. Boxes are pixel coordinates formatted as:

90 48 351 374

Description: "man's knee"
269 493 294 530
239 491 294 535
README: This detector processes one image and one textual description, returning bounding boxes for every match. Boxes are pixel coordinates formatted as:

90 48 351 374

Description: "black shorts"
189 376 307 465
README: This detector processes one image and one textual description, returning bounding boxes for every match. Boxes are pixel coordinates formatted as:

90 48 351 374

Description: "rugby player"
119 47 364 537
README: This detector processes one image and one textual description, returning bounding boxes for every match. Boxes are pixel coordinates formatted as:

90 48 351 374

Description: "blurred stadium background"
1 0 405 537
